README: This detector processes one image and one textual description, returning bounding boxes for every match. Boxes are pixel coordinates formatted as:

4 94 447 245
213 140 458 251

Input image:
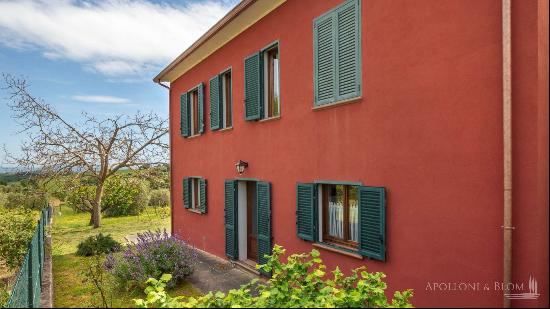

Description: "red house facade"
154 0 549 307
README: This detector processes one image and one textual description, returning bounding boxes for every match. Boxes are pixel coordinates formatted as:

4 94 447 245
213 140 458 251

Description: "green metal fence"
5 206 52 308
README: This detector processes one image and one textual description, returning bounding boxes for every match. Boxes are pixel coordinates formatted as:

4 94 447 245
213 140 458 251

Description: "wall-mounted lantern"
235 160 248 175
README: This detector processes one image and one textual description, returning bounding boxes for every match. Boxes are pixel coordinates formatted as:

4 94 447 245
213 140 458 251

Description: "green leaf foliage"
0 206 37 269
76 233 122 257
102 176 149 217
134 245 414 308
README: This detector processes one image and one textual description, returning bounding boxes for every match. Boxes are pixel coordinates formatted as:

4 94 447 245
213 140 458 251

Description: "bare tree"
2 74 168 228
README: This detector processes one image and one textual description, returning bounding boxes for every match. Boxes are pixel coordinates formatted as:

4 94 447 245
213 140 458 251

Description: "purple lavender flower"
104 229 197 289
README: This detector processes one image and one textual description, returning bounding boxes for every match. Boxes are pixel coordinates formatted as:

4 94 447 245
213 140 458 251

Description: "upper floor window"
244 42 281 121
313 0 361 107
180 83 205 137
189 88 200 136
263 45 280 119
210 69 232 130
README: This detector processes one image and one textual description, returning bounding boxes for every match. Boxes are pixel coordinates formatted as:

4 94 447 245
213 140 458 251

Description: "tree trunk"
92 182 104 228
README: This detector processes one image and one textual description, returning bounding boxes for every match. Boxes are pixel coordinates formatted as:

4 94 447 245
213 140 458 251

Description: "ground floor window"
321 184 359 248
183 177 207 214
296 182 386 261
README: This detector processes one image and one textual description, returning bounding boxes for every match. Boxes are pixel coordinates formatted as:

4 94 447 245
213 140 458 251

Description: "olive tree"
2 74 168 227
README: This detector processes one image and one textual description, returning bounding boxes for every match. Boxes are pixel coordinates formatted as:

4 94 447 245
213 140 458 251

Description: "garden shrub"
105 230 197 290
66 185 96 213
102 176 149 217
1 281 9 308
0 192 6 207
0 207 36 269
76 233 121 257
148 189 169 208
5 191 48 210
134 245 414 308
66 177 150 216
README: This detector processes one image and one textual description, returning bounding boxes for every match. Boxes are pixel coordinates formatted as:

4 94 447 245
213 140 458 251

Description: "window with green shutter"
244 41 281 121
210 69 233 131
183 177 207 214
256 181 272 275
314 0 361 107
224 180 238 259
209 75 221 130
181 83 205 138
183 177 190 208
296 182 386 261
244 52 262 121
199 178 207 214
180 93 189 137
197 83 205 134
358 186 385 261
296 183 317 241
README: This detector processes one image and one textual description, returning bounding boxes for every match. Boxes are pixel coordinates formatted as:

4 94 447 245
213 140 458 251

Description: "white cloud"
71 95 130 104
0 0 235 77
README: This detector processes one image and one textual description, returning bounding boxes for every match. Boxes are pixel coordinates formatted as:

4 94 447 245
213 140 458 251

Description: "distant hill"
0 166 18 173
0 172 33 183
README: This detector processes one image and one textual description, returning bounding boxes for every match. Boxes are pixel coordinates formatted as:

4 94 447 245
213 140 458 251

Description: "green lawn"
51 205 199 308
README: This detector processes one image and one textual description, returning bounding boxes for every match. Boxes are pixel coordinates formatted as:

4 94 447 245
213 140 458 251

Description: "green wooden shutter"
335 0 361 101
296 183 316 241
209 75 221 130
199 178 207 214
358 186 385 261
256 181 271 276
180 93 190 137
183 178 190 209
244 52 262 120
224 180 238 259
314 0 361 106
198 83 205 134
313 12 336 106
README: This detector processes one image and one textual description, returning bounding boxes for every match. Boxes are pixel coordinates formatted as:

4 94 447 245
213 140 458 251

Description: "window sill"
312 96 362 111
187 209 204 215
186 133 202 139
313 243 363 260
217 126 233 132
259 115 281 123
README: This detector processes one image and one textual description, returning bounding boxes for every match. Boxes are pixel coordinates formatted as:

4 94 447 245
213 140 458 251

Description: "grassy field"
51 205 199 308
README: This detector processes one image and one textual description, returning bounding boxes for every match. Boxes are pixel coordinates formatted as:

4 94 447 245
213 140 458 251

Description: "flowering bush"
134 245 414 308
105 230 197 289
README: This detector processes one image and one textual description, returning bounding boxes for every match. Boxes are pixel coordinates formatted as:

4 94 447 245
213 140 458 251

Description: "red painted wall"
167 1 548 307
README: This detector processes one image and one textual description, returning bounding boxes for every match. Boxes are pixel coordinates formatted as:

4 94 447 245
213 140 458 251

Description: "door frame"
236 179 258 263
236 178 265 264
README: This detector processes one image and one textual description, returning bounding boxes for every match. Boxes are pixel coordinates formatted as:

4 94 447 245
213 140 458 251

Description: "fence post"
39 219 43 280
27 240 34 308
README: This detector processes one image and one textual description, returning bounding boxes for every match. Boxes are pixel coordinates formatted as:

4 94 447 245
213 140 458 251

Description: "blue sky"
0 0 238 166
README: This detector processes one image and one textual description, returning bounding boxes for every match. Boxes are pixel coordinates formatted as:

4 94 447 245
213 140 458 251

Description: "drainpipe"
154 80 173 236
501 0 513 308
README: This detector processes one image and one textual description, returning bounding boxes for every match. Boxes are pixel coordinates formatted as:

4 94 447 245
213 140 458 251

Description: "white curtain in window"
328 201 359 242
329 201 344 238
349 200 358 242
